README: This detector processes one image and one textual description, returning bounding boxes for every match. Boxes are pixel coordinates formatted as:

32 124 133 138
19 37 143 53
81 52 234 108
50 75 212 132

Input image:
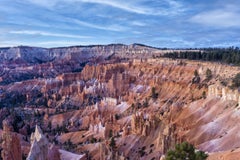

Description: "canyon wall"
0 44 201 85
2 47 240 160
0 44 161 64
208 85 240 104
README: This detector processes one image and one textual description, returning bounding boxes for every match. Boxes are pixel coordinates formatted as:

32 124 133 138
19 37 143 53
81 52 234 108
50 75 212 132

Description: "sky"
0 0 240 48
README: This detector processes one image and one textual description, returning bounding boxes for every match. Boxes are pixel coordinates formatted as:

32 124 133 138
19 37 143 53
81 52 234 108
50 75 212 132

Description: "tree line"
162 47 240 65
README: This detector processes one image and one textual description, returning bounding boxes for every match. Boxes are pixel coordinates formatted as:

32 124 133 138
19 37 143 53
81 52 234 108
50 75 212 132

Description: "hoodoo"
1 44 240 159
27 125 48 160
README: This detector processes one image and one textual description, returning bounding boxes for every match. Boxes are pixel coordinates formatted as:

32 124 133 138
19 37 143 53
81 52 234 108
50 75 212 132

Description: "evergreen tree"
232 73 240 88
205 68 212 80
166 142 208 160
110 137 116 150
151 87 158 99
162 47 240 66
194 70 199 77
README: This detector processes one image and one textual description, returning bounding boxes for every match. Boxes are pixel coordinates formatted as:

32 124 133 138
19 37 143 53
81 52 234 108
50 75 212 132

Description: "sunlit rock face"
208 84 240 104
27 125 48 160
1 119 22 160
0 44 160 64
0 44 175 85
2 44 240 159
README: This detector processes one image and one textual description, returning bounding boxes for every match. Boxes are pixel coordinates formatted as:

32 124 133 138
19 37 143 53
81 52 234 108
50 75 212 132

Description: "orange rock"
1 120 22 160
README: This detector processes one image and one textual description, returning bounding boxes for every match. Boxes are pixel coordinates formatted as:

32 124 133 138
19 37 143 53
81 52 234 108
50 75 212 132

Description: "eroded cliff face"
1 120 22 160
0 44 153 86
0 44 200 86
0 44 172 64
0 58 207 159
208 84 240 104
1 48 240 160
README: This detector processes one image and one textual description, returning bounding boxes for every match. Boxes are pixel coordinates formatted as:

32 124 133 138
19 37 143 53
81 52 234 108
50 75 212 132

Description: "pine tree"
166 142 208 160
110 137 116 150
206 68 212 80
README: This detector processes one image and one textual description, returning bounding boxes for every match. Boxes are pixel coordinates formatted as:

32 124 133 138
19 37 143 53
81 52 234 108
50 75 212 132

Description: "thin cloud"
25 0 185 16
38 40 111 47
69 18 128 32
38 41 89 46
79 0 185 16
23 0 60 8
131 21 146 26
1 0 239 48
190 10 240 28
26 0 152 14
132 31 142 34
80 0 151 15
9 30 92 39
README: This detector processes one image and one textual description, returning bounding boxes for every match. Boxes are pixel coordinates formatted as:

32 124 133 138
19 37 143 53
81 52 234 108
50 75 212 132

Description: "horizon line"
0 43 239 50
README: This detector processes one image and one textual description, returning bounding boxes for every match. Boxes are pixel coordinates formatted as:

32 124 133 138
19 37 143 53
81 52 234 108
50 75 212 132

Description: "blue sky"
0 0 240 48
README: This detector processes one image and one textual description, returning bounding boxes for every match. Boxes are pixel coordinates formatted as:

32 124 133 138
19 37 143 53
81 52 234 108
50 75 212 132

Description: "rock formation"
27 125 48 160
47 145 61 160
208 84 240 104
0 44 165 64
2 44 240 160
1 119 22 160
131 112 158 136
157 124 177 154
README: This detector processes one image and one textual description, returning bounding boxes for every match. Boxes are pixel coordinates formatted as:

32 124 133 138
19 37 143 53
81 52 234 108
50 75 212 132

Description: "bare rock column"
1 119 22 160
27 125 48 160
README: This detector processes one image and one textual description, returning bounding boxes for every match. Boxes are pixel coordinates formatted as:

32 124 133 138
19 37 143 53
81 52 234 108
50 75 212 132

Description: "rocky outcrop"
0 62 133 108
0 44 164 64
131 110 179 155
0 46 51 63
208 84 240 104
1 119 22 160
122 125 131 137
157 124 177 154
131 112 158 136
0 44 199 86
208 85 222 98
47 145 61 160
3 53 240 160
27 125 48 160
89 122 105 137
160 155 165 160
